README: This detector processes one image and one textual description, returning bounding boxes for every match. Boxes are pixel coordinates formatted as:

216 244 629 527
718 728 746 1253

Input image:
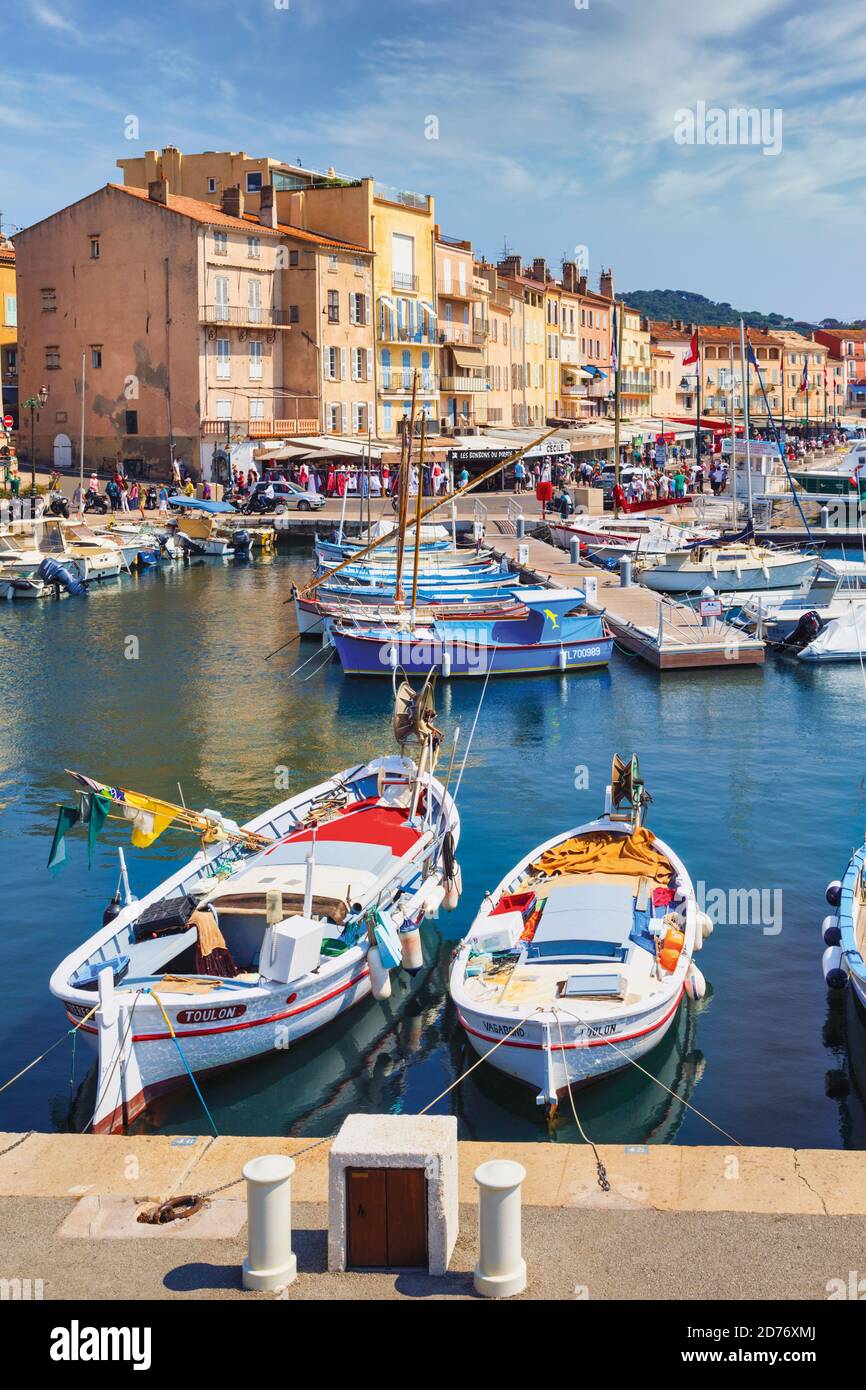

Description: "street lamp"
23 384 49 495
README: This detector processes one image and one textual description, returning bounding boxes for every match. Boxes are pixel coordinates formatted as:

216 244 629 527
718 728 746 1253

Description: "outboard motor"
36 557 87 597
781 609 824 653
233 529 251 559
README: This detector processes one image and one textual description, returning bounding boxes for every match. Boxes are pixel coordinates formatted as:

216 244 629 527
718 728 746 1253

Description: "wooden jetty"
491 532 765 670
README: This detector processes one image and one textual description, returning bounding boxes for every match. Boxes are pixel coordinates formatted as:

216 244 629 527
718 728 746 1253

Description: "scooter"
83 491 110 515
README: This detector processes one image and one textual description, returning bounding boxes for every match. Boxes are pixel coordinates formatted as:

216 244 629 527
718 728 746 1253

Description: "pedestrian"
513 458 525 493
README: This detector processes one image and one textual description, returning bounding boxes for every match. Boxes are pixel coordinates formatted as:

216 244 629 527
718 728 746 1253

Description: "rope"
0 1003 98 1095
146 989 219 1138
417 1007 545 1115
0 1131 34 1159
553 1001 742 1147
84 992 144 1134
552 1010 609 1192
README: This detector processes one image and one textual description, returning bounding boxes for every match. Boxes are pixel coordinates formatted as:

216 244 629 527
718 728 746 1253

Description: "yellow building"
0 236 17 432
620 305 651 418
775 330 829 428
498 256 545 426
434 231 487 429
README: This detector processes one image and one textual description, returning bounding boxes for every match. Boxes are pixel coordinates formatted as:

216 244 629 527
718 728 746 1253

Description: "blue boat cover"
167 496 237 515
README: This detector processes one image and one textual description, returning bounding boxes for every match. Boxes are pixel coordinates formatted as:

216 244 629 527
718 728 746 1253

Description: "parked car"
245 481 325 514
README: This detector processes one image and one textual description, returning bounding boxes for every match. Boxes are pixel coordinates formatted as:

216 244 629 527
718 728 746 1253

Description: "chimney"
497 254 522 278
599 268 614 302
259 183 278 228
562 261 577 293
148 178 169 206
578 275 588 296
221 184 244 219
532 257 548 283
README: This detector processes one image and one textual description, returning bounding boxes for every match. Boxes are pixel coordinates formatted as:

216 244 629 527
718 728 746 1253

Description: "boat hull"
332 627 613 677
641 556 816 594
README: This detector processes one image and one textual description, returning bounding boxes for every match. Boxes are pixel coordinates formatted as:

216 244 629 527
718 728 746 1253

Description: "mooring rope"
552 1009 610 1192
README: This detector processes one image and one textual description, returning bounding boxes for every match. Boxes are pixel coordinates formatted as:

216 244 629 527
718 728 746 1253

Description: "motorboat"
449 756 709 1112
640 540 817 595
330 588 613 678
547 514 714 566
743 559 866 643
0 518 123 591
790 605 866 662
49 678 460 1134
791 441 866 497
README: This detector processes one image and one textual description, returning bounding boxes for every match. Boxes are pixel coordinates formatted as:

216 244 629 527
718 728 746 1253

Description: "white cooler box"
469 910 524 954
260 916 324 984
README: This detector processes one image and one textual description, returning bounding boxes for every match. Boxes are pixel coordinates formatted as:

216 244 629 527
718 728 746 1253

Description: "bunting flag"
83 792 112 867
47 805 81 874
122 802 177 849
799 359 809 394
682 330 699 366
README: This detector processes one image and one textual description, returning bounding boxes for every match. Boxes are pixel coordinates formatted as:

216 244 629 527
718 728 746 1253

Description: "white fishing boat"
640 540 817 595
293 591 527 638
547 514 713 565
0 518 123 591
821 854 866 1010
449 756 709 1113
49 679 460 1134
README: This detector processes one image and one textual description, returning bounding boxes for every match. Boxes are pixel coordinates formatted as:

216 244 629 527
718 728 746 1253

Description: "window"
216 399 231 420
327 289 340 324
289 305 299 323
328 254 338 272
247 278 262 323
458 262 466 295
90 346 102 369
247 236 261 259
383 401 393 433
207 177 217 194
246 171 263 193
249 340 263 380
216 338 230 379
214 275 230 320
45 345 60 370
354 255 364 275
391 233 415 290
89 237 100 259
324 346 339 380
41 287 56 312
349 292 369 325
353 402 367 433
250 398 265 420
4 294 16 326
213 230 228 256
289 249 299 267
125 410 138 434
327 403 341 432
442 259 452 293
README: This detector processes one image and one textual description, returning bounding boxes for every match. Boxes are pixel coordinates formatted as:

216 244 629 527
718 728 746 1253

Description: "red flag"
682 331 699 366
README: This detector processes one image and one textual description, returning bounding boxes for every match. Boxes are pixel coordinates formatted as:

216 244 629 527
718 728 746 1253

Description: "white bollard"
473 1159 527 1298
242 1154 298 1292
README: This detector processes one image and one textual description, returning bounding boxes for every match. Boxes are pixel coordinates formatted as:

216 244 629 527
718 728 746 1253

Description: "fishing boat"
449 756 709 1112
821 852 866 1009
547 514 714 566
330 588 612 678
166 495 253 558
640 540 817 595
48 679 461 1135
316 520 453 562
294 591 529 638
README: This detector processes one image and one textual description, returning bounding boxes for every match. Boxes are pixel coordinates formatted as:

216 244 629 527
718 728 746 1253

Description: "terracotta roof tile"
109 183 285 236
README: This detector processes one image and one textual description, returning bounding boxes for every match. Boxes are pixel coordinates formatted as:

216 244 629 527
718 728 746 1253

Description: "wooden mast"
393 372 418 606
410 413 427 612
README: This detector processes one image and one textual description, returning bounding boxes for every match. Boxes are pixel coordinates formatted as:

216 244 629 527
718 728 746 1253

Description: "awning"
255 443 316 460
167 496 236 515
450 346 484 369
581 365 608 379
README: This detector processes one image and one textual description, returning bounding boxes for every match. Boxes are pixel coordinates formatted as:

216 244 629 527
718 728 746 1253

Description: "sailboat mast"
694 326 702 480
410 414 427 611
613 299 622 517
739 318 754 520
393 371 418 605
729 342 737 522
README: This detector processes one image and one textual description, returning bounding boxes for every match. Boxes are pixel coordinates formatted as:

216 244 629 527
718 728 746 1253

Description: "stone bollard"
820 504 829 529
474 1159 527 1298
619 555 632 588
516 516 525 539
570 537 580 564
242 1154 298 1292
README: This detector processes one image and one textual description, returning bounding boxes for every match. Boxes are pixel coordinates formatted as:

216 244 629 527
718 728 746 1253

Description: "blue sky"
1 0 864 321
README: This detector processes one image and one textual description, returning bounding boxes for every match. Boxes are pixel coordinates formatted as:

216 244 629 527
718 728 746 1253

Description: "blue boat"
331 589 613 678
822 847 866 1012
318 574 523 604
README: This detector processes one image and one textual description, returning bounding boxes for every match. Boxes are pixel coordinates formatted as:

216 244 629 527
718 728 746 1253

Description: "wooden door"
346 1166 428 1269
385 1168 427 1268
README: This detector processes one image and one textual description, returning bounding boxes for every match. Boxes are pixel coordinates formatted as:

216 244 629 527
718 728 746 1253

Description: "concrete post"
569 537 580 564
820 504 829 529
619 555 632 587
242 1154 297 1292
516 516 525 539
473 1159 527 1298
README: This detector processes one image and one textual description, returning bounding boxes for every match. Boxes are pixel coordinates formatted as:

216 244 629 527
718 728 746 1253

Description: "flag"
47 806 81 874
799 359 809 394
682 331 699 366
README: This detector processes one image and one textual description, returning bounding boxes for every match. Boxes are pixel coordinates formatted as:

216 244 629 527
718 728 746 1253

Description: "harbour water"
2 548 866 1148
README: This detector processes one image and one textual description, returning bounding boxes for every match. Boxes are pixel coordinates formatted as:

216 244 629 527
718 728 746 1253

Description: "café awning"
450 346 484 370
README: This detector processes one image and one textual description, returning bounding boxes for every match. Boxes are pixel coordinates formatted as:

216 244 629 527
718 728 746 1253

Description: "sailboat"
49 678 460 1134
449 756 709 1111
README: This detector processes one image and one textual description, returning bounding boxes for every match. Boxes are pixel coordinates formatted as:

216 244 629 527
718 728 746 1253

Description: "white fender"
684 962 706 1001
442 861 462 911
821 913 841 947
441 649 452 679
399 925 424 973
822 944 847 989
368 945 392 1000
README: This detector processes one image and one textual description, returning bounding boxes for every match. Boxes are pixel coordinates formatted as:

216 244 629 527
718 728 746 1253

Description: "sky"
1 0 864 321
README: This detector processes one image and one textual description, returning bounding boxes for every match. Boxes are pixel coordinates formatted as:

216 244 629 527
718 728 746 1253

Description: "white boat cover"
800 604 866 661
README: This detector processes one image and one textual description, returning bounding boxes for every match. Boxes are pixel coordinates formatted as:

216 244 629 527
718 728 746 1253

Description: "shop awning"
581 365 608 379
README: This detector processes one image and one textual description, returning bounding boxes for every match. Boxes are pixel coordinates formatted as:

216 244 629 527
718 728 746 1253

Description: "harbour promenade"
1 1131 864 1300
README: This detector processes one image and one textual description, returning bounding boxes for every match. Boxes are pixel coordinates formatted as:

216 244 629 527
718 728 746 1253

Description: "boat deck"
490 532 765 669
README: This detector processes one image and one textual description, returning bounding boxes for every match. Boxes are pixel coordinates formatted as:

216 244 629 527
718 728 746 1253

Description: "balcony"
392 272 419 292
437 276 474 301
374 183 430 212
201 418 318 437
379 323 435 345
440 375 487 393
201 305 294 329
380 368 438 394
438 322 474 345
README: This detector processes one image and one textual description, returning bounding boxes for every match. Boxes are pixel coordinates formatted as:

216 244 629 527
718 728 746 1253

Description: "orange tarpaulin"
529 827 672 884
